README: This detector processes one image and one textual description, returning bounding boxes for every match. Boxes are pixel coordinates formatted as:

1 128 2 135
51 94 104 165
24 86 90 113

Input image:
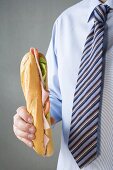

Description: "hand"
13 106 36 148
13 106 55 148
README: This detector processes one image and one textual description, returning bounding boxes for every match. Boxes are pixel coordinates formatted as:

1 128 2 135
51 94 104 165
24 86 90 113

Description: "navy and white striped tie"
68 4 111 169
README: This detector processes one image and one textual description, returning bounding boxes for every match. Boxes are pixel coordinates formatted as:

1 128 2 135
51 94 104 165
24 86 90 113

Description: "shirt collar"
87 0 113 23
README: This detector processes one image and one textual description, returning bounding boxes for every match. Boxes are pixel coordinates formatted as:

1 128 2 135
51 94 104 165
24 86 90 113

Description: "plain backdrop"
0 0 80 170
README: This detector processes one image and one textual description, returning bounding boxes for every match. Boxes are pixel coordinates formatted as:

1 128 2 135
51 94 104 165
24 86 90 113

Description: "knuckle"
14 126 28 139
17 106 26 115
16 129 21 137
13 125 17 136
13 125 15 133
18 110 29 121
18 110 24 117
17 106 26 112
17 135 22 141
13 113 18 122
16 106 22 114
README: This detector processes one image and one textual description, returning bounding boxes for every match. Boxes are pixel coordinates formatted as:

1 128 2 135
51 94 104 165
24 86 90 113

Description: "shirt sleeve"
45 19 62 128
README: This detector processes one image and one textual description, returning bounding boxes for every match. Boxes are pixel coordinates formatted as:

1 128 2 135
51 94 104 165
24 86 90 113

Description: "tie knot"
93 4 111 24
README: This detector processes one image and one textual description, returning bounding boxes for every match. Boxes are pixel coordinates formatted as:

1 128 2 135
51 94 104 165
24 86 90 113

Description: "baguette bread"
20 48 54 156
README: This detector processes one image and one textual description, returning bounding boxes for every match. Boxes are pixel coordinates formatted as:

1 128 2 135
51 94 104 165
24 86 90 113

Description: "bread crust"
20 51 54 156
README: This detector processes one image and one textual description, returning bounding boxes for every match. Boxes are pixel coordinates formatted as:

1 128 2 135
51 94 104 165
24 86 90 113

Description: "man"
13 0 113 169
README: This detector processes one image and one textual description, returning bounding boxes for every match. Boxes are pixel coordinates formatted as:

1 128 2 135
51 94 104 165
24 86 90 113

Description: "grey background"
0 0 80 170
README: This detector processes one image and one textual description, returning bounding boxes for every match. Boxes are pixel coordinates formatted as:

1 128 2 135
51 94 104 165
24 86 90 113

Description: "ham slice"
34 50 50 150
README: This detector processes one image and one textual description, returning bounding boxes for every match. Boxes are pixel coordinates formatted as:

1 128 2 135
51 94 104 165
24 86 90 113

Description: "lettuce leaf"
39 56 47 89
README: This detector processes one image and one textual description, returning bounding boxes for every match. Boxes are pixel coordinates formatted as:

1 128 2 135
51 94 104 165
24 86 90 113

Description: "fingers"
13 106 37 148
16 135 33 148
16 106 33 124
13 125 35 140
13 113 36 133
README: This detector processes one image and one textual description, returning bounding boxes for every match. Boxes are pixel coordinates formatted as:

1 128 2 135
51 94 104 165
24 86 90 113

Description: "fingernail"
28 117 33 124
28 134 34 139
29 127 35 133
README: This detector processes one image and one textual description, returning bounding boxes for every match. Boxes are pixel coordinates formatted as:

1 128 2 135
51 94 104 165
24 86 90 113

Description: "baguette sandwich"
20 48 54 157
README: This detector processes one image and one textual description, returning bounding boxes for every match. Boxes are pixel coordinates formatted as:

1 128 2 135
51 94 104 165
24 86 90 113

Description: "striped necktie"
68 4 111 169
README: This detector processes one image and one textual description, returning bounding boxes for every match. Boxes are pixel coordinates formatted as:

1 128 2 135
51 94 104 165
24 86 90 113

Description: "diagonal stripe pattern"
68 4 111 169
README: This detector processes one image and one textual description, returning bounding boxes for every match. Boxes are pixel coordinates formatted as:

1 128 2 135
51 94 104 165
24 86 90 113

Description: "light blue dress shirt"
45 0 113 169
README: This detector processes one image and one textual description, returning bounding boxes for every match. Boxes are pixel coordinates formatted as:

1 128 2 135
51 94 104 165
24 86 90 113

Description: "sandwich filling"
34 53 50 153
